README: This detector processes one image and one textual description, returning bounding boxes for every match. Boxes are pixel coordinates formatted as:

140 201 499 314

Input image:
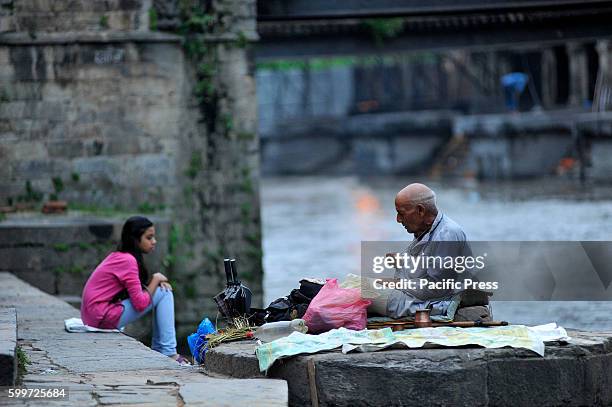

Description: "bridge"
253 1 612 179
255 0 612 59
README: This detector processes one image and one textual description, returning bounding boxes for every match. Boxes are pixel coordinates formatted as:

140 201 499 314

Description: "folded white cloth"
64 317 121 333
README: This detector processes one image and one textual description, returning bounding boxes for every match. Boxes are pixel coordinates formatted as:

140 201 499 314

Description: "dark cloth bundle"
265 279 323 322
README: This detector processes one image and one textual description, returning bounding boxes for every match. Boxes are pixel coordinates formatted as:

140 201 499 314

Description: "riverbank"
0 272 287 406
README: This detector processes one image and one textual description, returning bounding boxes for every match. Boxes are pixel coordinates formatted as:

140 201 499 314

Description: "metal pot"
414 308 432 328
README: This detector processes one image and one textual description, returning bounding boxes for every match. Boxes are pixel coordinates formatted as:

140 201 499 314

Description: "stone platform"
205 329 612 406
0 272 287 406
0 307 17 386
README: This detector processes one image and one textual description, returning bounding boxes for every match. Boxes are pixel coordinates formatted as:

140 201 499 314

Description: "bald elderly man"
377 183 474 318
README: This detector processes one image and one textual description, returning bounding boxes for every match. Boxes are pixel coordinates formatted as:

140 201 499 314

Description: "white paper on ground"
64 317 121 333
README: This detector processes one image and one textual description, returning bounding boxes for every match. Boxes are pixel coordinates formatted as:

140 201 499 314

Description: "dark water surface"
261 176 612 331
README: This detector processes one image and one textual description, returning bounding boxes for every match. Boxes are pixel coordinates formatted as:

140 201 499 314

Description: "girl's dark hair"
117 216 154 284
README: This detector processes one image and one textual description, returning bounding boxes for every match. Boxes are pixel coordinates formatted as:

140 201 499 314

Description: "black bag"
289 288 311 305
264 279 324 322
265 297 294 322
297 279 324 299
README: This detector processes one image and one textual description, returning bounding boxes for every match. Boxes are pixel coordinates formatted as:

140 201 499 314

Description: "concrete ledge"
206 330 612 406
0 272 288 406
0 31 182 45
0 307 17 386
0 214 169 297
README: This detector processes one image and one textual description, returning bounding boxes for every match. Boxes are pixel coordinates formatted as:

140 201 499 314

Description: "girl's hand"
160 281 173 291
147 273 169 296
153 272 168 283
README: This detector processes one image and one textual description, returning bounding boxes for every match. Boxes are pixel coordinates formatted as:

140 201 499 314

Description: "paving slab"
0 272 287 406
0 307 17 386
206 330 612 406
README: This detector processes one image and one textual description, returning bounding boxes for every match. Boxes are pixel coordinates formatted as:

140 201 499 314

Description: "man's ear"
416 203 426 216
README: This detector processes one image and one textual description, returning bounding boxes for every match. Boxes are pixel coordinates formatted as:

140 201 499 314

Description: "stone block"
208 332 612 407
56 268 95 295
487 351 587 406
4 82 43 101
0 221 119 247
46 139 85 158
0 15 16 33
0 307 17 386
9 46 46 81
0 248 47 271
8 270 57 294
0 48 10 65
181 379 288 407
0 101 27 120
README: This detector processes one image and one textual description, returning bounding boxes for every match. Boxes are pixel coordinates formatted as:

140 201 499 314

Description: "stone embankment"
206 327 612 406
0 307 17 386
0 272 287 406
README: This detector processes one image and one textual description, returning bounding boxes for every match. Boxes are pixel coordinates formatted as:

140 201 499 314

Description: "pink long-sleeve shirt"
81 252 151 329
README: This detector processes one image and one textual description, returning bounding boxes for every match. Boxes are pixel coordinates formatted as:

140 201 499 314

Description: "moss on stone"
245 232 260 246
186 151 203 179
17 346 30 378
245 247 263 262
149 8 158 31
235 31 248 49
99 15 109 29
137 202 157 213
77 242 93 251
67 203 128 217
237 131 255 141
68 265 85 274
0 89 9 102
52 243 70 252
52 265 85 275
18 180 43 203
239 178 253 194
363 18 404 45
52 177 64 194
223 113 233 133
184 284 196 299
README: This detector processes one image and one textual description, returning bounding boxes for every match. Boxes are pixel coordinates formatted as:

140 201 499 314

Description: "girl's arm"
121 257 153 312
146 273 168 296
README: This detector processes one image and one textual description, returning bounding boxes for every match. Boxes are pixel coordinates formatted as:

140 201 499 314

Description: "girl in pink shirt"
81 216 189 365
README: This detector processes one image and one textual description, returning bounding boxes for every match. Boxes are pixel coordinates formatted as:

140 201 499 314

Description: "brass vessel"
414 308 432 328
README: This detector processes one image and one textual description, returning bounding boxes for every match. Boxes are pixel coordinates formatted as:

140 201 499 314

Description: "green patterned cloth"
255 323 568 372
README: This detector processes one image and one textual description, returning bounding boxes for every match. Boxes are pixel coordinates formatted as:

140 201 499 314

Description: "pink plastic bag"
302 278 371 334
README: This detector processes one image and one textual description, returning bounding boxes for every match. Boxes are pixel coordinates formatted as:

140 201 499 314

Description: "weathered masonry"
0 0 262 338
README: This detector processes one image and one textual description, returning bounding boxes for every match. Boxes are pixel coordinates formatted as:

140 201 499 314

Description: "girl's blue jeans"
117 287 177 356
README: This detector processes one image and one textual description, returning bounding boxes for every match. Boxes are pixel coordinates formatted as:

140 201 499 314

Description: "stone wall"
0 0 262 337
1 0 151 33
0 215 170 296
0 36 188 209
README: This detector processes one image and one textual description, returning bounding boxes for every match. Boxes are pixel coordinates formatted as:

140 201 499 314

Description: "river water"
261 176 612 331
